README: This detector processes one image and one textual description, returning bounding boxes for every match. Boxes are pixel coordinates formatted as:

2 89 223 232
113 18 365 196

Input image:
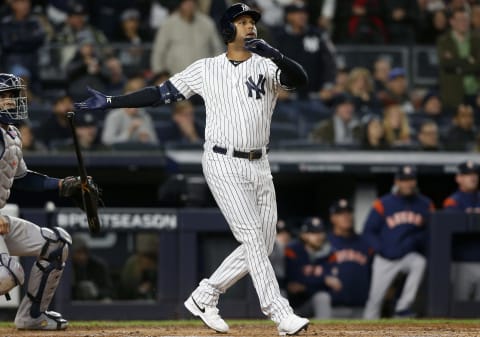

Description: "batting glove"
73 87 111 111
244 39 283 61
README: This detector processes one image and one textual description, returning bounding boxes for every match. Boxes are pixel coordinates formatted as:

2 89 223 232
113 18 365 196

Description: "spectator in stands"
0 0 46 87
327 199 372 318
373 57 392 103
382 104 412 147
310 94 362 147
443 161 480 301
437 8 480 110
472 3 480 33
65 34 108 101
150 0 223 75
104 56 127 96
359 114 388 150
38 94 74 149
55 3 109 67
444 104 476 151
71 234 113 301
285 217 341 319
121 233 158 300
318 65 349 106
270 219 293 293
101 77 159 147
347 0 387 44
9 63 44 109
416 8 448 44
417 91 451 129
383 0 419 45
17 120 47 152
381 68 415 114
346 67 382 117
160 100 204 145
54 112 107 152
415 120 442 151
275 2 336 101
363 165 433 319
114 8 150 76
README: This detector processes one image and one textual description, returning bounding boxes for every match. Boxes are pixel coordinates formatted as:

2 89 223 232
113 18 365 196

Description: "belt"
212 145 268 160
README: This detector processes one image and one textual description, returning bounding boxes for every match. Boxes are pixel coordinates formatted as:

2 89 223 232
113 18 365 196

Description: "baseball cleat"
15 311 68 330
184 295 229 333
277 313 309 336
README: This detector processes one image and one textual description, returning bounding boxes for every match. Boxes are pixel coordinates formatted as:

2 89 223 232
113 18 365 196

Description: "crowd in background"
1 0 480 152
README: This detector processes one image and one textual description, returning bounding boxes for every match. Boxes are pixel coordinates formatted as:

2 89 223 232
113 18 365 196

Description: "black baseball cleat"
184 295 229 333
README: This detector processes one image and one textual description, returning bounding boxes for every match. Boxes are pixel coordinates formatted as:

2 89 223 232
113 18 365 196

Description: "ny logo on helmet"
245 74 266 100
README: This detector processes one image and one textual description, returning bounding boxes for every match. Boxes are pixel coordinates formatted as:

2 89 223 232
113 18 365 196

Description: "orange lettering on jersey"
373 199 384 216
443 198 457 208
386 211 423 228
334 249 368 265
285 248 297 259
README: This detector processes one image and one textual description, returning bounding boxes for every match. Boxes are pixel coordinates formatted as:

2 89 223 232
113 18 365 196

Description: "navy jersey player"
444 161 480 300
74 3 309 335
0 73 92 330
362 165 434 319
327 199 372 318
284 217 341 319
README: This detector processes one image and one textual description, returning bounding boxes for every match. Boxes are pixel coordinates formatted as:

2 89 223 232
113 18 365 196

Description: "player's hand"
244 39 282 60
325 275 342 292
73 87 110 111
0 215 10 235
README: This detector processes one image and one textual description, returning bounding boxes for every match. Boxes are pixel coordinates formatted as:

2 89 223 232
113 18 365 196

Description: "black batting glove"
244 38 283 61
73 87 111 111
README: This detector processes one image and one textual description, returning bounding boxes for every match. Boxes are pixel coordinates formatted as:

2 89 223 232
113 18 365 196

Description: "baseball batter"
74 3 309 335
0 73 91 330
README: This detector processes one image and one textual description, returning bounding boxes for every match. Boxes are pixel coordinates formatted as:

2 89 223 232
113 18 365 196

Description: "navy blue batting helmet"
0 73 28 125
220 3 261 44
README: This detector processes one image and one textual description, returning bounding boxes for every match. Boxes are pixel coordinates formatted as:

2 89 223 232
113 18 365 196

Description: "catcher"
0 73 100 330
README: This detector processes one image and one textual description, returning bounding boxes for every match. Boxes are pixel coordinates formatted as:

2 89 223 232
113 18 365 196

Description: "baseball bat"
66 111 101 234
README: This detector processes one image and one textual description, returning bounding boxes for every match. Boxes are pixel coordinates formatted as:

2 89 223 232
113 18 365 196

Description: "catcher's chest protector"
0 127 22 208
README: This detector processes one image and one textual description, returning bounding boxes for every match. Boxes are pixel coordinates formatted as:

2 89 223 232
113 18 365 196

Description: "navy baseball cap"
300 217 325 233
395 165 417 180
457 160 480 174
329 198 353 214
332 93 355 108
224 3 261 23
76 112 96 127
285 3 308 14
388 67 406 81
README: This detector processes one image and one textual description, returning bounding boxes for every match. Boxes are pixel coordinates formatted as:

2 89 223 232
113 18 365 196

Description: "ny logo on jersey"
245 75 266 100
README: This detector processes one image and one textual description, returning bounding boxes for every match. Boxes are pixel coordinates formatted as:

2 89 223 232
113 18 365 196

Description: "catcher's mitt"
60 176 102 212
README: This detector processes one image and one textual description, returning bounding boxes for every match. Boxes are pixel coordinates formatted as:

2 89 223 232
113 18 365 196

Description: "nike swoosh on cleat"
192 297 206 313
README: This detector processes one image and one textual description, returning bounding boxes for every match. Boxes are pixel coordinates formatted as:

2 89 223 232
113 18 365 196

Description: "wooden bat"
66 111 101 234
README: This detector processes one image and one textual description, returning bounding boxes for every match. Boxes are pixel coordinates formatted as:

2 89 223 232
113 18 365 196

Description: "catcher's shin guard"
15 227 71 330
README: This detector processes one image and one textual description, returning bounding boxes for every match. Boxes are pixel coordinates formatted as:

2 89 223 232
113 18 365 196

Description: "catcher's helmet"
220 3 261 44
0 73 28 124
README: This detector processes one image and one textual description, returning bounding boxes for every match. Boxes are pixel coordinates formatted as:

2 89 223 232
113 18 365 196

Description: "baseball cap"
67 3 87 16
329 198 353 214
395 165 417 180
332 93 355 109
388 67 406 81
300 217 325 233
75 113 96 127
276 220 290 234
121 8 140 21
457 160 480 174
285 2 308 14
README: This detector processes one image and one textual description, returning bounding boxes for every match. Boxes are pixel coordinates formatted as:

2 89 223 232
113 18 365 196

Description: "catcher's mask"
0 73 28 125
220 3 261 44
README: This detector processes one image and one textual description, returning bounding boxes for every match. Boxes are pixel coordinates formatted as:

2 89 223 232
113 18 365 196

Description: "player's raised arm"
244 38 308 89
73 80 186 111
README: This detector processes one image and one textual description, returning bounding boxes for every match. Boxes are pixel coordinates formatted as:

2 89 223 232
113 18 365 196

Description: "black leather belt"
213 145 268 160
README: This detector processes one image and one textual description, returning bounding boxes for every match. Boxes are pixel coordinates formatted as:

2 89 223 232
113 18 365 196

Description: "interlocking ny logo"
245 75 266 100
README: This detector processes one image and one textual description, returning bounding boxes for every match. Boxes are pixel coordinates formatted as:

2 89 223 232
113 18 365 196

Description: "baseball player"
443 161 480 300
0 73 95 330
74 3 309 335
327 199 372 318
362 165 434 319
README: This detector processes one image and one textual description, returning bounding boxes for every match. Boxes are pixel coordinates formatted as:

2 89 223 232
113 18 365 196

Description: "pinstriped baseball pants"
191 148 293 323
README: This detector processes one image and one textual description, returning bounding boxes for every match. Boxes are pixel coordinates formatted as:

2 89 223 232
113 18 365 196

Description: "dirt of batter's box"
0 322 479 337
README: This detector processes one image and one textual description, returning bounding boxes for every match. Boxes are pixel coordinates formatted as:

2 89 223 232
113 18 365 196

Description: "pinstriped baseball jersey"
169 53 281 149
